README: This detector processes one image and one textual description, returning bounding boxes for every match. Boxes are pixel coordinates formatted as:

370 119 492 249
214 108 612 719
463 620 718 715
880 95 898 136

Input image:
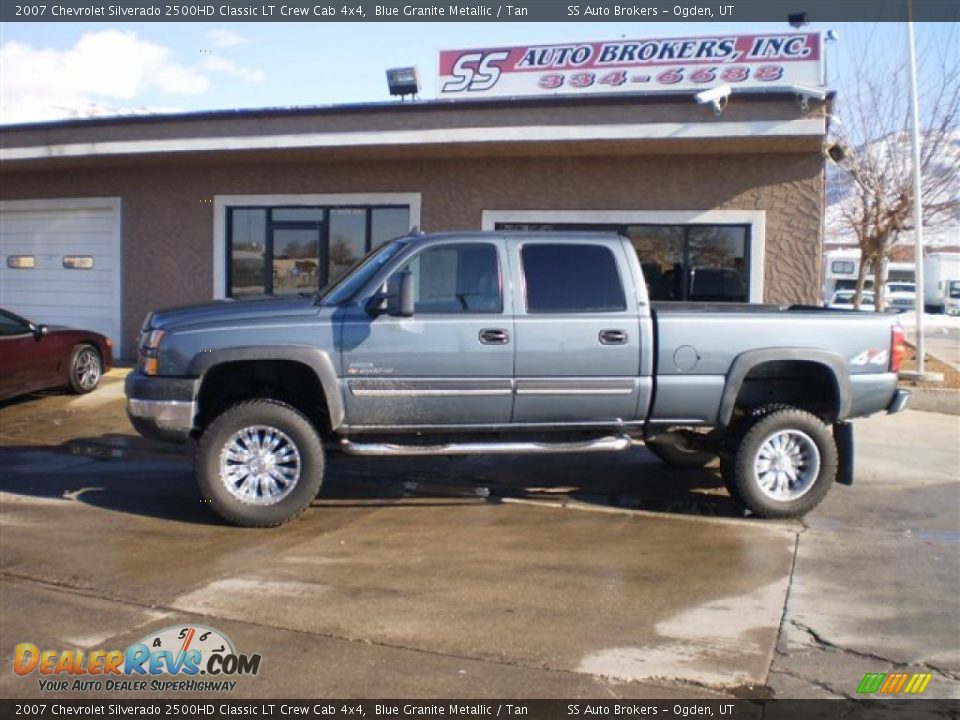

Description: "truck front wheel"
196 400 325 527
728 408 837 518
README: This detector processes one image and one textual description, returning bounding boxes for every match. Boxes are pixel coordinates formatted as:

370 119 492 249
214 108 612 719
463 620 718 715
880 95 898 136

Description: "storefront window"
329 209 367 283
496 221 749 303
229 209 267 297
372 207 411 249
226 205 410 298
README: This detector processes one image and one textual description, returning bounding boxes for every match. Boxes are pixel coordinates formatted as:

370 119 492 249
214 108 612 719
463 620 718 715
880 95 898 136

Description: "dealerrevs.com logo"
14 625 261 693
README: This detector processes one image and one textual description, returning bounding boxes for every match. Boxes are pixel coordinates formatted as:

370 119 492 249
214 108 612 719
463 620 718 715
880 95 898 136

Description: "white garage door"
0 198 123 356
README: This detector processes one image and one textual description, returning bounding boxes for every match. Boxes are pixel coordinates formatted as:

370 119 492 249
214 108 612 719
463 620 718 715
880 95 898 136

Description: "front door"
340 239 514 428
270 226 324 295
510 239 643 424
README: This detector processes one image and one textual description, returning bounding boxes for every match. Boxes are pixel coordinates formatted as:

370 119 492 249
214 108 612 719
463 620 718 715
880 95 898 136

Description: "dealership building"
0 32 831 359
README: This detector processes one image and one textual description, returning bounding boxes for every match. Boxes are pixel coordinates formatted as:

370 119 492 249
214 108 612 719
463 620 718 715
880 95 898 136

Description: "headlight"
142 329 165 350
139 329 165 375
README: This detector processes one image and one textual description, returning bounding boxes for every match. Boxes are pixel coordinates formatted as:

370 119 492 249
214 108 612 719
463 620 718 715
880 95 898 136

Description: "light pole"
906 14 926 375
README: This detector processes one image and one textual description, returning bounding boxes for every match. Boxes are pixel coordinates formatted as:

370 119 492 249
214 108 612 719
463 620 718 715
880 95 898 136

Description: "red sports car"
0 308 113 402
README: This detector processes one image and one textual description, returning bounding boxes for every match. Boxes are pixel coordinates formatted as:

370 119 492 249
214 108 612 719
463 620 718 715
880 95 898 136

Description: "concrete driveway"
1 371 957 700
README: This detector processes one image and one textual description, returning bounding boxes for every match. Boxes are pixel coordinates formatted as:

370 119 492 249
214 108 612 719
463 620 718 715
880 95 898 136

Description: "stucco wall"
0 151 824 357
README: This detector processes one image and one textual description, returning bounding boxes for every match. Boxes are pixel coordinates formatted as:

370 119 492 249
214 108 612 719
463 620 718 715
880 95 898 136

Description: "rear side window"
522 243 627 313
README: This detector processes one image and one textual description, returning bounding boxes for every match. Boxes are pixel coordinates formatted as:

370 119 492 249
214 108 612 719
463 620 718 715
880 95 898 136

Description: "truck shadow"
0 436 747 525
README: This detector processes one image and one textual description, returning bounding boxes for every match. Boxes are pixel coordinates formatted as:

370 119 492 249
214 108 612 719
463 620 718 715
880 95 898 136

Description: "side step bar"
340 435 631 457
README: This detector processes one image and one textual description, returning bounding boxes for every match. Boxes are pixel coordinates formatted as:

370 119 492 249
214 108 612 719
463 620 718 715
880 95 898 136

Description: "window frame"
215 193 421 300
483 210 763 303
498 222 750 304
224 204 412 299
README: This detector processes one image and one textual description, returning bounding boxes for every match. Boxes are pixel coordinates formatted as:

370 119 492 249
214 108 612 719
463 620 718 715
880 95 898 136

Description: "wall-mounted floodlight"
788 12 809 28
826 143 847 164
386 67 420 99
694 85 732 115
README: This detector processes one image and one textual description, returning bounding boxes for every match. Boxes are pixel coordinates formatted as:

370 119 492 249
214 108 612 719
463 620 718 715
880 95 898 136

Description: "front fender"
186 346 345 430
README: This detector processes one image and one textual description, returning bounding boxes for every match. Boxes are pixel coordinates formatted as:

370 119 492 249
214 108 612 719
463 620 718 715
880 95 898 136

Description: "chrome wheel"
752 429 820 502
218 425 301 505
74 348 101 390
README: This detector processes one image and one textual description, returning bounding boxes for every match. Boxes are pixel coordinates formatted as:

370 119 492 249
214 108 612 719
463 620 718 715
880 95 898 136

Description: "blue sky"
0 21 955 124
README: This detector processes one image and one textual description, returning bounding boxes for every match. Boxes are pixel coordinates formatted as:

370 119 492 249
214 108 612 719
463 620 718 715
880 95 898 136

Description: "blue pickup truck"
126 231 909 527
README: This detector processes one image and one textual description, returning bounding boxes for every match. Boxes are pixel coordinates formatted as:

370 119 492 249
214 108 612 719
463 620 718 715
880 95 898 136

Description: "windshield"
949 281 960 299
887 284 915 294
319 239 408 306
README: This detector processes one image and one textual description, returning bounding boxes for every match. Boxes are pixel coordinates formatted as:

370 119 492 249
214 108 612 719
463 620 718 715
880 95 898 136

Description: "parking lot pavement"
1 378 958 700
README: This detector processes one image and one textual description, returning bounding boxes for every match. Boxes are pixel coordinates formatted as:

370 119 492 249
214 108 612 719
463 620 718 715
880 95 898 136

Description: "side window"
522 243 627 313
0 312 30 336
399 243 501 314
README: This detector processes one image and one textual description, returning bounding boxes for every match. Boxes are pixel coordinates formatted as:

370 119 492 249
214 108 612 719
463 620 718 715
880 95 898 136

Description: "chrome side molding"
340 435 631 457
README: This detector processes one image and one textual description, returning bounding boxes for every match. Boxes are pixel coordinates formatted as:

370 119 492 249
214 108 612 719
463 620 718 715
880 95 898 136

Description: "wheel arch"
719 349 850 427
190 347 344 434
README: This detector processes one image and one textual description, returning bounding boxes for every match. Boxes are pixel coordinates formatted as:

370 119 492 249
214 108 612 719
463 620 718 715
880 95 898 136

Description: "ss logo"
442 51 510 92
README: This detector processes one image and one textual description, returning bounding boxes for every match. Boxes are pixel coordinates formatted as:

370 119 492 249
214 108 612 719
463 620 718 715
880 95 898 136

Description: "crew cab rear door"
509 237 644 424
340 238 515 428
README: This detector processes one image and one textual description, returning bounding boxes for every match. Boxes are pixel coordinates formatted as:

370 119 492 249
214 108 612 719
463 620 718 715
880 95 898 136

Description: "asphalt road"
1 372 957 700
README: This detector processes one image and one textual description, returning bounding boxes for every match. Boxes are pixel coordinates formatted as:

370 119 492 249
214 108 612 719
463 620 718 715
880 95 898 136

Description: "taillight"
890 326 906 373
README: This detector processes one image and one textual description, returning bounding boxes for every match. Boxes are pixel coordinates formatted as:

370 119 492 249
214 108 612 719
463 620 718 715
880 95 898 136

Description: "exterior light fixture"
788 12 809 28
386 67 420 99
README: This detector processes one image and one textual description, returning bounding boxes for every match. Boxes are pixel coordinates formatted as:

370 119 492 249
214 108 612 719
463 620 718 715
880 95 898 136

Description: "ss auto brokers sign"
438 33 823 98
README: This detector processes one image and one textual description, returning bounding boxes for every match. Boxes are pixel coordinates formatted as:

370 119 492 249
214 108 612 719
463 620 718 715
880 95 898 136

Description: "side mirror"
387 270 415 317
29 323 48 339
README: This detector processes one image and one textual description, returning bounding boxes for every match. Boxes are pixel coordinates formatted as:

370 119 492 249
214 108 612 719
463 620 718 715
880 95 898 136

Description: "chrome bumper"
127 398 196 432
125 371 200 443
887 389 910 414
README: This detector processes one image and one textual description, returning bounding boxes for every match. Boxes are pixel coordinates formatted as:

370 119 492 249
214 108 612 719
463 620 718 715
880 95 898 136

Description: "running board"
340 435 631 457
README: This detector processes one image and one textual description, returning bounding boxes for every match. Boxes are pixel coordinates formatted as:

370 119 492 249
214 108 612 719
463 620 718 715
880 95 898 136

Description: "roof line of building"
0 88 837 133
0 118 827 163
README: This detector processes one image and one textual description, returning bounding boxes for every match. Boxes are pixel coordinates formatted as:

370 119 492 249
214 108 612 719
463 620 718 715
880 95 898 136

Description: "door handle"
479 328 510 345
599 329 628 345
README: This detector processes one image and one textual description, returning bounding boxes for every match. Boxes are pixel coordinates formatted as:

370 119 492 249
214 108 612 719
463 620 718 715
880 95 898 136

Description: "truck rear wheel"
728 407 837 518
197 400 324 527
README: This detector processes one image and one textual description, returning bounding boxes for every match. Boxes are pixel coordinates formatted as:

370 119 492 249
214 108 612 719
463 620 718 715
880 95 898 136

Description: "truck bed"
649 303 901 425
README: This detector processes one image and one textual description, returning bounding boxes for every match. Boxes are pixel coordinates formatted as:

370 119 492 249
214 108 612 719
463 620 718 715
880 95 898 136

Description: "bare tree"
828 25 959 311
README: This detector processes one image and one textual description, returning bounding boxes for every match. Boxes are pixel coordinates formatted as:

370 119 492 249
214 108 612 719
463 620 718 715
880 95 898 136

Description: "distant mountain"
826 130 959 248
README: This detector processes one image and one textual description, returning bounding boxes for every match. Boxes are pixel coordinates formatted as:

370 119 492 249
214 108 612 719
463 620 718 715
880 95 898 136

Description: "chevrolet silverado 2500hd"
126 232 910 527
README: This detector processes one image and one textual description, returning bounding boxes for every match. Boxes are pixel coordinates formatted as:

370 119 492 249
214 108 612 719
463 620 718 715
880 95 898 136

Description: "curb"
901 387 960 416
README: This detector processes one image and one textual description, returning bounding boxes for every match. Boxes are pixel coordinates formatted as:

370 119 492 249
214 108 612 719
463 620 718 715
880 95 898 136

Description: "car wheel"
68 344 103 394
729 407 837 519
196 400 324 528
646 441 716 468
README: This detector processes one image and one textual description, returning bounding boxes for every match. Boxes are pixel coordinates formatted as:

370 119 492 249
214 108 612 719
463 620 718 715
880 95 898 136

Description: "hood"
146 295 319 331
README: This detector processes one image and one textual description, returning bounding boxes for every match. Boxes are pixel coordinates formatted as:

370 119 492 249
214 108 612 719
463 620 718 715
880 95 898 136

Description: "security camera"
825 29 840 42
791 83 828 101
694 85 732 115
790 83 827 110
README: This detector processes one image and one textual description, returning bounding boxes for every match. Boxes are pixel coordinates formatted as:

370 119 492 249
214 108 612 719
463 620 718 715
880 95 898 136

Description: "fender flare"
187 346 345 430
718 348 850 427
